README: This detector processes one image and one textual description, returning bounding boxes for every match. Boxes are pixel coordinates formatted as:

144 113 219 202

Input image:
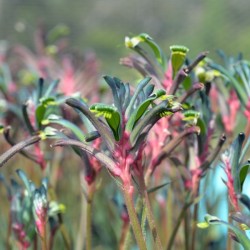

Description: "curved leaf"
52 139 119 176
16 169 32 195
125 77 151 118
43 114 86 142
231 133 245 193
90 103 121 141
139 33 166 68
0 135 41 168
66 98 115 152
103 76 122 113
239 161 250 191
208 62 248 105
126 89 166 131
199 214 250 249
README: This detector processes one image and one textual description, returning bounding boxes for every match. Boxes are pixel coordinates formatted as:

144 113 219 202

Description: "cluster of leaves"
0 32 249 250
0 169 66 249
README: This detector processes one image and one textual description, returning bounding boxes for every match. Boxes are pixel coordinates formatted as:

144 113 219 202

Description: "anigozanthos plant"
122 33 230 250
0 78 66 171
198 133 250 249
0 169 65 250
1 32 249 249
52 75 183 250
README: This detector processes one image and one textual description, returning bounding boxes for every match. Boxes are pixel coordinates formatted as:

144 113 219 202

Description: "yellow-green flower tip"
125 36 143 48
197 221 210 229
170 45 189 54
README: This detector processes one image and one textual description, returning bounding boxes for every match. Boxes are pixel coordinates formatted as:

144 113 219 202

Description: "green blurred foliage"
0 0 250 79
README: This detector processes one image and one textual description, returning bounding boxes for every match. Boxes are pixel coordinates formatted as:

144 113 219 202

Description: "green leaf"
85 131 100 142
42 126 63 139
240 137 250 163
239 161 250 191
43 114 86 142
103 76 122 113
125 77 151 118
239 194 250 211
47 24 70 43
36 97 58 127
123 83 131 110
201 214 250 249
197 117 207 135
126 33 166 68
40 97 57 106
126 89 166 131
37 78 44 104
43 79 60 98
0 125 4 134
182 76 192 91
90 104 121 141
66 98 115 153
231 133 245 193
208 61 248 105
147 181 171 194
36 104 46 126
16 169 32 195
139 33 166 68
130 100 180 145
144 84 155 97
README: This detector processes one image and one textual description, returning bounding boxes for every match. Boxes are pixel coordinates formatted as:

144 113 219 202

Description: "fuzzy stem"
34 234 38 250
41 225 47 250
165 188 173 246
48 233 55 250
227 203 232 250
123 197 144 249
119 220 130 250
166 202 192 250
140 178 163 250
123 226 133 250
184 212 189 250
59 225 71 249
86 201 92 250
144 192 163 250
122 188 147 250
141 203 147 239
6 209 11 250
76 195 86 250
190 198 199 250
86 183 95 250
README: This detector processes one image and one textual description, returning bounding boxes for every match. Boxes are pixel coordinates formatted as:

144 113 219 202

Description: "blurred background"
0 0 250 78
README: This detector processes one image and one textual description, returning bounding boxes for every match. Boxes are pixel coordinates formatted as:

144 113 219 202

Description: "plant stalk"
190 200 199 250
86 183 95 250
76 195 87 250
140 179 163 250
166 202 192 250
119 220 130 250
122 187 147 250
6 209 11 250
184 212 189 250
41 225 47 250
